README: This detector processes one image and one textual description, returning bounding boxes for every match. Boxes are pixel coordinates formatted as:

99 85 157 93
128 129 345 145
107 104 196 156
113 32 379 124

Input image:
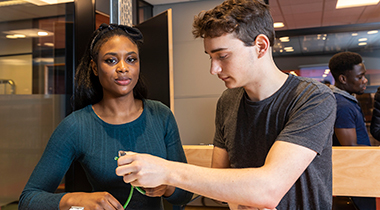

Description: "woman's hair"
329 51 363 82
192 0 275 47
73 23 148 110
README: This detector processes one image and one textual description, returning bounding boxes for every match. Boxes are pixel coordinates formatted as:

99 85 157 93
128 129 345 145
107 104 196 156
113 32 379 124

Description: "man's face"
343 63 367 95
203 33 258 89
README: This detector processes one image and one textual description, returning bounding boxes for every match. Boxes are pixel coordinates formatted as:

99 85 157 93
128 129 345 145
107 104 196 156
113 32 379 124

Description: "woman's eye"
127 57 138 63
105 58 117 64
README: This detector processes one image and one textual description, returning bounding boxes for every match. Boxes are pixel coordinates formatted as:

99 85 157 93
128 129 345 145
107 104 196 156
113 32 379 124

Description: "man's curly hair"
329 51 363 82
192 0 275 47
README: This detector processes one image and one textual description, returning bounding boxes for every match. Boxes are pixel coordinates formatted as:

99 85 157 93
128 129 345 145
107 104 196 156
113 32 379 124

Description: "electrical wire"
115 156 146 209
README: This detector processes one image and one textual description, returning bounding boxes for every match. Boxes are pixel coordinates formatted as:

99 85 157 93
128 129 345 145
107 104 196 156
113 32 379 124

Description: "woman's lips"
115 78 132 85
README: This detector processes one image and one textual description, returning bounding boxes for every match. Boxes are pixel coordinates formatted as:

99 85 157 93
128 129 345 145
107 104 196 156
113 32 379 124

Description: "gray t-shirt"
213 74 336 210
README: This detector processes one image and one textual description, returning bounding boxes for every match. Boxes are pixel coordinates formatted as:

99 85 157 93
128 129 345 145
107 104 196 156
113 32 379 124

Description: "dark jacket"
370 86 380 141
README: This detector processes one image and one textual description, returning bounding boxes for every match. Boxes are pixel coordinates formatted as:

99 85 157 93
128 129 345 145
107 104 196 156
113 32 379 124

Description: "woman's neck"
92 96 144 125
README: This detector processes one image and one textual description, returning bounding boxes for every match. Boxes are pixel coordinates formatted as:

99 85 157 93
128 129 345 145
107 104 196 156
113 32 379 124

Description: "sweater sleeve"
18 114 78 210
371 87 380 141
161 107 193 206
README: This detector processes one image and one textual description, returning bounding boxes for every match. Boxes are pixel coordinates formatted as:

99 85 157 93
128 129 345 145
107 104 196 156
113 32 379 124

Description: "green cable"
135 186 146 195
124 185 134 209
115 156 147 209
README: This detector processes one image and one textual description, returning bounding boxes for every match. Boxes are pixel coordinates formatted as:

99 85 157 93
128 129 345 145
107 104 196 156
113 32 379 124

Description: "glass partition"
0 1 74 206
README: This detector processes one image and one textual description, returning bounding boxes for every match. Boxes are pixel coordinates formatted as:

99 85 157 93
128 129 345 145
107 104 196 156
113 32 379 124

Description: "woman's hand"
60 192 124 210
143 185 175 197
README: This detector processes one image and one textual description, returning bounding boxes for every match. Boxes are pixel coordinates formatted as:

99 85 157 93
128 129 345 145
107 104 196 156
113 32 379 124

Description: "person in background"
329 51 370 146
370 86 380 141
19 23 192 210
328 51 375 210
116 0 336 209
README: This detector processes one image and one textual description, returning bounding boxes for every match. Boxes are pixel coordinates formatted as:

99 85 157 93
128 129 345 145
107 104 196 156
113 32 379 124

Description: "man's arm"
116 141 316 209
211 146 230 168
334 128 358 145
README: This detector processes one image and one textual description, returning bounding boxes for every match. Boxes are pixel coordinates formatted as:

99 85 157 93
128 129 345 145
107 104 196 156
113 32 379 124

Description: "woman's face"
92 35 140 99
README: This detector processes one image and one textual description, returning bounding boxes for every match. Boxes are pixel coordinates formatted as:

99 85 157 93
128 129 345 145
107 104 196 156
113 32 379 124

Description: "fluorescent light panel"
274 22 284 28
23 0 73 6
336 0 380 9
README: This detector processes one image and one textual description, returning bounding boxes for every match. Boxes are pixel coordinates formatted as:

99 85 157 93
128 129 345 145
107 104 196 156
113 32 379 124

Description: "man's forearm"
164 161 280 209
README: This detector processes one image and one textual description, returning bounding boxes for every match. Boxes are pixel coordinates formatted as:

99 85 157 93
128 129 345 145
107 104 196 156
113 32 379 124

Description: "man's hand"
115 152 170 188
229 203 277 210
60 192 123 210
143 185 175 197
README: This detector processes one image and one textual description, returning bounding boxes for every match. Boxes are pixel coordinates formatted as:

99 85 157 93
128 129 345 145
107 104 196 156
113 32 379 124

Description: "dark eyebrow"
104 51 138 56
205 47 228 54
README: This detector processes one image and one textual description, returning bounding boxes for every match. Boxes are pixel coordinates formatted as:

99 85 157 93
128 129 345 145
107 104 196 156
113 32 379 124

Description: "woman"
19 23 192 210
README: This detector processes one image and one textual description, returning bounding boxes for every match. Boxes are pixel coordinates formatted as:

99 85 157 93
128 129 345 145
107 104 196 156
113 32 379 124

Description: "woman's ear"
254 34 270 58
91 60 98 76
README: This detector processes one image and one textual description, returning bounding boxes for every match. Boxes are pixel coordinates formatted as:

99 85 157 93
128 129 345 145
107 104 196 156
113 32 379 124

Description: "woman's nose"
117 60 128 73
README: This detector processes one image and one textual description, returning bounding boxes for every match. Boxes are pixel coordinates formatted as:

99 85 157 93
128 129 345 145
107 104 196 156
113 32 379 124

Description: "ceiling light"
279 37 289 42
368 30 378 34
0 0 26 7
274 22 284 28
4 29 53 37
358 38 368 41
44 43 54 47
352 33 358 36
358 42 367 46
14 34 26 38
38 31 49 36
284 47 293 51
23 0 73 6
323 74 327 77
336 0 379 9
6 35 18 39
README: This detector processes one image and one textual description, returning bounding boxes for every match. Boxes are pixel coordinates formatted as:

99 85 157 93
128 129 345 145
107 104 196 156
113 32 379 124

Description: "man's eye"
219 54 228 59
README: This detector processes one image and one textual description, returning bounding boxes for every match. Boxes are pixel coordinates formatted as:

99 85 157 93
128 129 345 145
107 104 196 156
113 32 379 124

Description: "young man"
116 0 336 209
329 51 370 146
329 51 375 210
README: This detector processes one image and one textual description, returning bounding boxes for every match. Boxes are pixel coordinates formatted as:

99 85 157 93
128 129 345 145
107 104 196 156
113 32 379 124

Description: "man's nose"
210 60 222 75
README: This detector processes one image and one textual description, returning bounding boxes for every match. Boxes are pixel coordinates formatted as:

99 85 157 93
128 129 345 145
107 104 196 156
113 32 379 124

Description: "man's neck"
244 67 288 102
335 83 352 95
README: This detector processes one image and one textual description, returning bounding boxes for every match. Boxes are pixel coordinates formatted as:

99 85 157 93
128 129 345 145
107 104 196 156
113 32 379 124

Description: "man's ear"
254 34 270 58
338 74 346 84
91 60 98 76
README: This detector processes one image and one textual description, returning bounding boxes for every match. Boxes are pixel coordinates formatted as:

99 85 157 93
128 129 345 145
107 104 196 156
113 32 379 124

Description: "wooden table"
183 145 380 197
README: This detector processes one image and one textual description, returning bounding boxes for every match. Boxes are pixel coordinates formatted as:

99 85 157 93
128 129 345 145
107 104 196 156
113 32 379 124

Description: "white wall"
154 0 225 145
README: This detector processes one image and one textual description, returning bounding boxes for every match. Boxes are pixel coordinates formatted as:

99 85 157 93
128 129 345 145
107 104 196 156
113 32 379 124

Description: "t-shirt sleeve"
277 86 336 154
213 96 226 149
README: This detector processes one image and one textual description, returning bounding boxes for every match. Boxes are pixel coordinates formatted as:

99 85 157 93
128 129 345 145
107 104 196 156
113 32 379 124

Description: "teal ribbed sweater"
19 100 192 210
